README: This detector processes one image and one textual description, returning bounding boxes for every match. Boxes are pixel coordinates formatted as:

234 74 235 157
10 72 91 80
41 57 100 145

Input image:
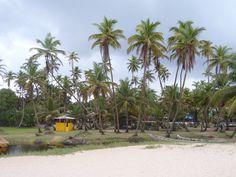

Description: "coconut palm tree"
200 40 213 83
4 71 16 88
155 64 170 93
127 19 165 134
23 62 45 133
89 17 125 132
116 78 136 132
207 45 232 75
166 21 205 136
68 51 79 82
127 56 140 83
30 33 65 75
15 70 27 127
83 62 113 134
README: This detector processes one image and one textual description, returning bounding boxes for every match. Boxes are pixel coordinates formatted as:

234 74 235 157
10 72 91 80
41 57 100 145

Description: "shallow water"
0 144 51 155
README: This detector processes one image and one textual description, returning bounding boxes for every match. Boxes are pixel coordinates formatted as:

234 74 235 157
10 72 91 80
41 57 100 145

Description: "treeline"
0 17 235 137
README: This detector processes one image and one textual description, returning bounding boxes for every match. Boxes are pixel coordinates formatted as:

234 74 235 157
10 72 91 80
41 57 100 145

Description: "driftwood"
147 134 173 141
176 135 206 142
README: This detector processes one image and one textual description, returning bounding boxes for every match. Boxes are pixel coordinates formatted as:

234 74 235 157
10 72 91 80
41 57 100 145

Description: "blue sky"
0 0 235 92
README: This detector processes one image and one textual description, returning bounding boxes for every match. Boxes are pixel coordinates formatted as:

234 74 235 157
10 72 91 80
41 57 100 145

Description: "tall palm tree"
89 17 125 132
68 51 79 82
167 21 205 136
127 19 165 134
30 33 65 75
127 56 140 83
200 40 213 83
23 62 45 133
15 70 27 127
116 78 136 133
4 71 16 88
0 59 6 80
84 62 112 134
207 45 232 75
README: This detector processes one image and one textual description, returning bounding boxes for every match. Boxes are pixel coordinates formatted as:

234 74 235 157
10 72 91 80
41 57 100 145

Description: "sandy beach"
0 143 236 177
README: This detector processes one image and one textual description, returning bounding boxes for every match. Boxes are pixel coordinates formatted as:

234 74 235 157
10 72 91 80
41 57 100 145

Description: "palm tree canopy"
89 17 125 61
127 56 140 73
207 45 232 74
168 20 205 72
127 19 165 66
30 33 65 74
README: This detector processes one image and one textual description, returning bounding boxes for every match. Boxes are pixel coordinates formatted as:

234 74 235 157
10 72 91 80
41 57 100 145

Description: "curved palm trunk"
18 97 25 128
170 69 188 132
165 64 180 137
51 74 88 113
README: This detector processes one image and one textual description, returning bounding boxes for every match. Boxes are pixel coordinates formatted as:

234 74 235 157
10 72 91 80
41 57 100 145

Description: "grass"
0 126 235 157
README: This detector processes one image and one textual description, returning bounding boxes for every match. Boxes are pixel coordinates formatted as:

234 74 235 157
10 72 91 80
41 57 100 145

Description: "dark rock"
128 135 144 143
34 139 43 145
63 136 87 146
44 130 54 135
35 133 42 136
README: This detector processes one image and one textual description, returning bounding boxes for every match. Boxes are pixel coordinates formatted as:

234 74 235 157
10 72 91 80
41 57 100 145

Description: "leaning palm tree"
4 71 16 88
207 45 232 75
127 19 165 135
200 40 213 83
167 21 205 137
89 17 125 132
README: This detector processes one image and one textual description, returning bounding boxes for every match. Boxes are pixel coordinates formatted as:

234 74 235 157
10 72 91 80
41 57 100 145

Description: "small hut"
54 116 75 132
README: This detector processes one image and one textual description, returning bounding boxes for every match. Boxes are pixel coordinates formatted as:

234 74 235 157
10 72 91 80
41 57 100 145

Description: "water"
0 145 51 155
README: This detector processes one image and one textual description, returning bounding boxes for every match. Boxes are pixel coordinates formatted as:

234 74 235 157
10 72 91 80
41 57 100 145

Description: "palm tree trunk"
165 64 180 137
95 97 104 135
107 57 120 133
18 97 25 128
157 73 164 94
32 98 41 133
125 107 129 133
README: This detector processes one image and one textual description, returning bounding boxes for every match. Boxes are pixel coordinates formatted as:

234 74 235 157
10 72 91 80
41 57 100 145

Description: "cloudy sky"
0 0 236 92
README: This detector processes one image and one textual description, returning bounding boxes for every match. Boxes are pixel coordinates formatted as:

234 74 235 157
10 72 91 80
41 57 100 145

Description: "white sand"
0 143 236 177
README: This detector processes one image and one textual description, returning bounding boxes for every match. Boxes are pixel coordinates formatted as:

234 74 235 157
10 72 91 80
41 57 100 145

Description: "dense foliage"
0 17 235 137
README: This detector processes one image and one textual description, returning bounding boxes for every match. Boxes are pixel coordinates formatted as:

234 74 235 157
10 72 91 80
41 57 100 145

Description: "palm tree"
127 56 140 83
89 17 125 132
0 59 6 80
68 51 79 82
23 62 45 133
30 33 65 75
83 62 113 134
145 70 155 85
155 64 170 93
15 70 27 127
200 40 213 83
167 21 205 136
207 45 232 74
127 19 165 134
116 78 136 132
4 71 16 88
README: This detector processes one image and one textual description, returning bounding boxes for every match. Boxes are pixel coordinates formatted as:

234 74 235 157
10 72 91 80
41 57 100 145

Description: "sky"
0 0 236 93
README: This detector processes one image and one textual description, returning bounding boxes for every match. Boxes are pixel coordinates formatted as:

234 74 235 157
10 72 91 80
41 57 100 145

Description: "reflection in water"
0 145 51 155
